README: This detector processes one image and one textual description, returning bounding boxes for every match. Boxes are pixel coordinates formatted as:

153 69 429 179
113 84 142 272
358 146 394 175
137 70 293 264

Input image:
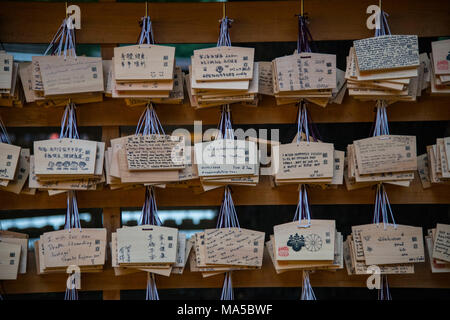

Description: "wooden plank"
1 95 449 127
0 1 449 44
102 290 120 300
102 207 121 301
103 207 121 244
3 250 449 294
101 126 119 148
0 176 449 211
100 45 117 61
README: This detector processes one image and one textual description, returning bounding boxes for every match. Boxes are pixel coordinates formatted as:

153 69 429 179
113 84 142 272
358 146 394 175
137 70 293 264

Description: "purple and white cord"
296 101 320 144
0 117 11 144
296 14 314 54
146 272 160 300
217 17 233 47
138 16 155 45
135 103 165 136
374 10 391 37
300 270 316 300
293 185 312 228
378 274 392 300
44 17 77 59
372 183 397 230
371 100 390 137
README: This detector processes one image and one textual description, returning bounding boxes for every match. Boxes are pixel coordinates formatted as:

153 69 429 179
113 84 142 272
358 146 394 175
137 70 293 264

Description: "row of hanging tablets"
0 4 450 108
1 3 450 301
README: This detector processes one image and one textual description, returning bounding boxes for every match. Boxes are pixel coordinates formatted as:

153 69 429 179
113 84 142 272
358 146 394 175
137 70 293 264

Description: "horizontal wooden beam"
1 95 449 128
0 176 449 211
0 1 449 44
3 251 449 295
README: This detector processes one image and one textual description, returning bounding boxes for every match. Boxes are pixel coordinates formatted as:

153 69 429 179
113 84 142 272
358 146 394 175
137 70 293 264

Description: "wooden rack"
1 1 450 299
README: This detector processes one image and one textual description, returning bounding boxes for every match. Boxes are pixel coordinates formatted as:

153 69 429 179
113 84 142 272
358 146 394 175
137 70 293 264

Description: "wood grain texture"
0 176 449 210
1 95 449 127
3 250 449 294
0 1 449 44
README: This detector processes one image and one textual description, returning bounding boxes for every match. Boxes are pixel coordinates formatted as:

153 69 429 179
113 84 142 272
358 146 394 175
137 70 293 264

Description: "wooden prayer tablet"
125 134 185 171
274 52 336 91
40 228 106 269
273 142 334 180
34 56 104 96
19 62 38 103
0 148 30 194
432 224 450 263
353 35 420 72
0 53 13 90
204 228 265 267
0 142 21 181
34 138 98 176
116 225 178 265
329 150 345 185
431 39 450 76
192 46 254 82
194 139 258 177
0 241 21 280
417 154 432 189
114 44 175 81
360 225 425 265
426 236 450 273
258 61 274 96
353 135 417 175
0 231 28 274
274 220 336 261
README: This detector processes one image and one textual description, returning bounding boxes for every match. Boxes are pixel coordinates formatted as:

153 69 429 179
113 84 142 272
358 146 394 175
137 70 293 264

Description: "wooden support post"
102 207 121 300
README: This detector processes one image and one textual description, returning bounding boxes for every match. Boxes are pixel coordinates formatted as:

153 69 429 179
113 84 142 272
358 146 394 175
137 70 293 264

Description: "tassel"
375 10 391 37
64 273 79 301
135 103 165 136
296 14 315 54
0 117 11 144
295 101 320 143
300 270 316 300
44 17 77 58
378 275 392 300
138 16 155 45
220 272 234 300
293 184 312 228
217 17 233 47
146 272 160 300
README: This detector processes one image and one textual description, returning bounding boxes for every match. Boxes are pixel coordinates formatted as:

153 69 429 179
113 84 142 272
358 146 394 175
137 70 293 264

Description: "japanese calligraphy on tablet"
114 45 175 81
193 46 254 82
